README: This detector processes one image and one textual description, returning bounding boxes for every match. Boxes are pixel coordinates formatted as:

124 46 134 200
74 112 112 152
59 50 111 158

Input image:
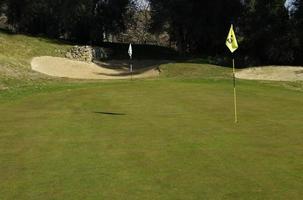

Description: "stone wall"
65 46 111 62
65 46 94 62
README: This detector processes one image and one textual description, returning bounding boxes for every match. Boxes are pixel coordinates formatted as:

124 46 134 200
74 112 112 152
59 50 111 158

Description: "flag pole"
226 24 239 123
130 55 133 81
232 56 238 123
128 43 133 81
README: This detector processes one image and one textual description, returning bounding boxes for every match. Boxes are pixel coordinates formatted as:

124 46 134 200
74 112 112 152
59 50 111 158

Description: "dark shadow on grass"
94 112 126 116
94 69 153 77
93 60 171 71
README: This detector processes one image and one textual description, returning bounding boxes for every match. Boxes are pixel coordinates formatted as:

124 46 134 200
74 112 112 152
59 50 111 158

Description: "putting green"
0 79 303 200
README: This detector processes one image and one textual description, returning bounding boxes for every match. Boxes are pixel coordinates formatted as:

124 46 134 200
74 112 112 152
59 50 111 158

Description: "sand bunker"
236 66 303 82
31 56 161 80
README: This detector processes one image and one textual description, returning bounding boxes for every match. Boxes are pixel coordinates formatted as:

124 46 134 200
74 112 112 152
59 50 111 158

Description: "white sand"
31 56 160 80
236 66 303 81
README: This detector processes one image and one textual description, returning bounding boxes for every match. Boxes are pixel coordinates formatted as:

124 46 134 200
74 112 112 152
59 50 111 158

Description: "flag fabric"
128 43 133 58
226 25 238 53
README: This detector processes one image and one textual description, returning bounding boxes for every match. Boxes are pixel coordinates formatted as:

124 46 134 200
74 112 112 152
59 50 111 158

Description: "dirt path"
236 66 303 82
31 56 161 80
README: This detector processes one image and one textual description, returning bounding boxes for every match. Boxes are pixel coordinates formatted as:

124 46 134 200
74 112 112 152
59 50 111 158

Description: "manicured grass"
0 78 303 200
1 31 303 199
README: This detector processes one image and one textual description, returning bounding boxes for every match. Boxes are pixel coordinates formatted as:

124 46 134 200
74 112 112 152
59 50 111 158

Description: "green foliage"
148 0 303 65
239 0 296 65
292 0 303 64
4 0 303 65
4 0 131 43
149 0 243 54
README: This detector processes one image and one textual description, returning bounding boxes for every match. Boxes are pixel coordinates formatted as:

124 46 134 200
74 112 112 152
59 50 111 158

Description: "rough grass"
0 31 303 200
0 30 71 89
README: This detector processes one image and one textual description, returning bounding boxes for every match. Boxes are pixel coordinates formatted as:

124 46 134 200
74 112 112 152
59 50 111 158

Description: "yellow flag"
226 25 238 53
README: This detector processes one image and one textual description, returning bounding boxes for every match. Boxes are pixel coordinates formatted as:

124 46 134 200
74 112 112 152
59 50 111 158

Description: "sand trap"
31 56 161 80
236 66 303 82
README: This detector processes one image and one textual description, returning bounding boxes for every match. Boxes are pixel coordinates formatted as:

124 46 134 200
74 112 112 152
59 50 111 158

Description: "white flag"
128 43 132 58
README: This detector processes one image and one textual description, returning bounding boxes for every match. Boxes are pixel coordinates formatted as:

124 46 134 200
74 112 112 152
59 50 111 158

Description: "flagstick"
128 44 133 81
130 55 133 81
232 57 238 123
226 24 238 123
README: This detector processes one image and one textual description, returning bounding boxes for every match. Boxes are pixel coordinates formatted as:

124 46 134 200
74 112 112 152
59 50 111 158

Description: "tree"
291 0 303 63
239 0 295 65
122 2 155 44
4 0 131 43
149 0 243 54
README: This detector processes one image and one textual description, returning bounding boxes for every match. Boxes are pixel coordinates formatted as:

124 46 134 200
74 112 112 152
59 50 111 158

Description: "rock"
65 52 73 59
65 45 111 62
65 46 94 62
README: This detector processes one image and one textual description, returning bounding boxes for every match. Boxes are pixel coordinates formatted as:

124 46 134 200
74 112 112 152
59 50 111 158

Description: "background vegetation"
2 0 303 65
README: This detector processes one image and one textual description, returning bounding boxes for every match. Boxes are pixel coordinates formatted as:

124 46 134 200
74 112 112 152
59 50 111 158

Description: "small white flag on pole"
128 44 133 79
128 43 132 59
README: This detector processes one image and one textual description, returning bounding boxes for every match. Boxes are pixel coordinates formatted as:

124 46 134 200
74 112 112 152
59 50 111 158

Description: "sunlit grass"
0 30 303 199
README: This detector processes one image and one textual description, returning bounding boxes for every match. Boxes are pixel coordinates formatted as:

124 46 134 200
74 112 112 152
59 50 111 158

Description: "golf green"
1 79 302 199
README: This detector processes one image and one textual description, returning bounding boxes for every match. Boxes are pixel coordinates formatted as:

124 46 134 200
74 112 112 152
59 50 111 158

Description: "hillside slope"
0 30 302 95
0 30 71 89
